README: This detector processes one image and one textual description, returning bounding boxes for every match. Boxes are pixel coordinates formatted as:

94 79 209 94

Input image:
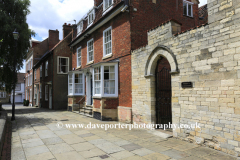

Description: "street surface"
3 105 237 160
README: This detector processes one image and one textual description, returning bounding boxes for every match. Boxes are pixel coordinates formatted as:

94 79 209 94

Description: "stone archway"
144 45 179 125
145 45 179 77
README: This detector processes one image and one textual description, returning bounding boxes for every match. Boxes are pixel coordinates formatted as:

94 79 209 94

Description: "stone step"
79 112 93 118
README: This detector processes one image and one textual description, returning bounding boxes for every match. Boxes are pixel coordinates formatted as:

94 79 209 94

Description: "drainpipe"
51 51 54 110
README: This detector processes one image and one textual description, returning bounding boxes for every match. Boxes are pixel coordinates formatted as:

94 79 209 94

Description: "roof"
17 73 25 83
199 4 208 18
69 0 124 46
33 31 73 68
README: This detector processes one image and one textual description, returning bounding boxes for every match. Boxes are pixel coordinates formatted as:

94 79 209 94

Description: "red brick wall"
129 0 200 50
72 13 131 70
94 99 101 108
104 99 119 109
71 12 132 108
48 30 59 50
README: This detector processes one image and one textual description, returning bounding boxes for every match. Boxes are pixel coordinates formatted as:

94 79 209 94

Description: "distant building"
33 24 72 109
25 32 59 106
11 73 25 103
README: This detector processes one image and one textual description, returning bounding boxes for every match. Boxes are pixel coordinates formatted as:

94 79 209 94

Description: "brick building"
67 0 201 121
33 25 72 110
132 0 240 156
25 31 59 106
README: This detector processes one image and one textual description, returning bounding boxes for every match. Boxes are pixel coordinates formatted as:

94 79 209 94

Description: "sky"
19 0 207 73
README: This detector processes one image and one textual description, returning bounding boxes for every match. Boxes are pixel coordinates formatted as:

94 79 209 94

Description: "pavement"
2 105 238 160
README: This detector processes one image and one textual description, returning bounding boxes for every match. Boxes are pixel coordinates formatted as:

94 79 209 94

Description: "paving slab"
121 143 143 151
160 149 189 159
110 150 135 159
54 129 73 136
47 143 74 154
89 138 109 145
143 153 171 160
95 142 125 154
113 140 131 146
36 130 58 139
121 155 147 160
27 152 55 160
71 142 96 152
24 145 50 157
42 137 64 145
204 152 238 160
148 144 171 153
60 134 86 144
54 151 85 160
131 148 155 156
79 148 106 158
186 147 218 157
22 139 44 148
83 135 101 141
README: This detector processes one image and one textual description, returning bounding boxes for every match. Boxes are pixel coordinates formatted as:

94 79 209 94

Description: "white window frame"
103 26 112 57
103 0 113 12
34 86 37 99
183 0 193 17
45 85 48 101
93 63 118 98
30 74 32 86
0 92 6 98
77 47 82 68
77 21 83 35
68 72 85 96
88 9 95 27
34 69 36 80
87 39 94 63
30 89 32 102
93 67 101 97
40 84 42 99
40 65 42 77
45 61 48 77
57 56 69 74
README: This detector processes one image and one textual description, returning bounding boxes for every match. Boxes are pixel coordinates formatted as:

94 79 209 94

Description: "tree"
0 0 35 93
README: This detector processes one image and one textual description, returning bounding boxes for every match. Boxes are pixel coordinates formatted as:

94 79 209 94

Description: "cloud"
27 0 94 41
199 0 207 7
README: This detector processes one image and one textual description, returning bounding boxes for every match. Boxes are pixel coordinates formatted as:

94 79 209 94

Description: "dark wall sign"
181 82 193 88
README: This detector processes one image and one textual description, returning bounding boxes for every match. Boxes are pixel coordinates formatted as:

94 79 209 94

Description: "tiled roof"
199 4 208 18
71 0 124 45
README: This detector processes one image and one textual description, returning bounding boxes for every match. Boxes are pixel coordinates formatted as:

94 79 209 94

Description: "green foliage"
0 0 35 93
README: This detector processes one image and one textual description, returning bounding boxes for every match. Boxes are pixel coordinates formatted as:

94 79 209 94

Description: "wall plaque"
181 82 193 88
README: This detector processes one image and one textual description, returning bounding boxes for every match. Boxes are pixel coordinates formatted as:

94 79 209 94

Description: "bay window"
94 67 101 95
93 63 118 97
68 72 85 95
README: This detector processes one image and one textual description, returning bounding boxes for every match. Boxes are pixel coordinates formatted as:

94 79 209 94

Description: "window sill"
87 22 93 29
57 72 68 75
68 94 85 97
102 54 113 60
76 66 81 70
183 15 193 18
92 96 118 99
103 5 113 15
87 61 94 65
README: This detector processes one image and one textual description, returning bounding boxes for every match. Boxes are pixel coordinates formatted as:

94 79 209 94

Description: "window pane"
110 88 115 94
188 4 192 16
183 3 187 15
110 80 115 88
104 88 109 94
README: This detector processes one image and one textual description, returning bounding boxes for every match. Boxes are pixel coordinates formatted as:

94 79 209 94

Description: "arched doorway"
155 57 172 127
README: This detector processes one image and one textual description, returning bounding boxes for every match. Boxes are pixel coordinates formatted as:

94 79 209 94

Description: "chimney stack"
63 23 72 39
94 0 102 7
48 29 59 50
